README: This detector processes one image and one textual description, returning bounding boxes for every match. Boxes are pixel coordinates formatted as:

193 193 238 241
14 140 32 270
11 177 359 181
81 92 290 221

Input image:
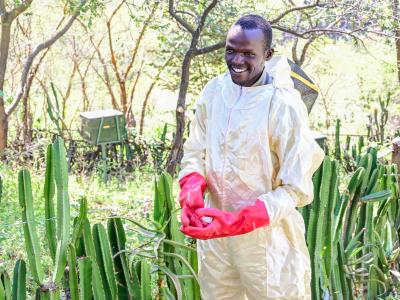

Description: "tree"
165 0 229 175
0 0 100 150
0 0 33 150
82 0 161 128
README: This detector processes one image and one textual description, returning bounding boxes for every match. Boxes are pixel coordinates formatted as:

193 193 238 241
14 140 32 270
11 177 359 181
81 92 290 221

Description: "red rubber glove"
180 200 270 239
179 172 207 227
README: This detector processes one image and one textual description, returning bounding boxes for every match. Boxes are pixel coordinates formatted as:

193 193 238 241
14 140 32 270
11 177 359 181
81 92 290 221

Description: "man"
178 14 324 300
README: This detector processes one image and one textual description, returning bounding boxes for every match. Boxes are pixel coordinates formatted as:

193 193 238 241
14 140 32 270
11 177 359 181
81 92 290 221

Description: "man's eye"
244 52 254 57
226 49 234 54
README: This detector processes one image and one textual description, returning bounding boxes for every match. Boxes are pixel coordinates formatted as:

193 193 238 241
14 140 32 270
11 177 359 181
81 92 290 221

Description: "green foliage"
46 83 63 138
62 0 105 24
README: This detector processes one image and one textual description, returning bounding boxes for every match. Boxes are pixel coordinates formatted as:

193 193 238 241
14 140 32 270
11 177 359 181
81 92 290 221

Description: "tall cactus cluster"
300 147 400 299
0 138 199 299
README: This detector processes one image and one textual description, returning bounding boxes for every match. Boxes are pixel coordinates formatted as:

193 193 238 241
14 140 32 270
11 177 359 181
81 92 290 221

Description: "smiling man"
178 15 324 299
225 17 273 86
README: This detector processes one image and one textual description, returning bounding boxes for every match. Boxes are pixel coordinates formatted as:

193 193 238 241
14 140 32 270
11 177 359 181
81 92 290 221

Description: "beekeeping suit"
179 56 325 300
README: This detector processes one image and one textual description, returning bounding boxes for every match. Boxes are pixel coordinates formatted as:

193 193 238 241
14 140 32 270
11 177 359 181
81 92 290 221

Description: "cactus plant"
107 218 135 299
44 144 57 261
92 223 118 300
11 260 26 300
0 269 11 300
67 245 79 300
78 257 92 300
18 170 44 284
335 119 341 161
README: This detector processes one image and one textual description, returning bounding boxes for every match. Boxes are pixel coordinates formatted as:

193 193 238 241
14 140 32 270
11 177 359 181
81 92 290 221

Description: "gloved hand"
180 200 270 239
179 172 207 227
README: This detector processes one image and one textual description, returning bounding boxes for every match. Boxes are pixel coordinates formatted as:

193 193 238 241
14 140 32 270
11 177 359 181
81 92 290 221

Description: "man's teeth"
232 67 247 73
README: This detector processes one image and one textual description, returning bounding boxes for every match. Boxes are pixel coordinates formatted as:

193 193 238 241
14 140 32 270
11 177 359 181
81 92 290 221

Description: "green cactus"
0 269 7 300
82 219 106 300
52 138 71 285
92 224 118 300
107 218 135 299
78 257 92 300
140 260 152 300
131 260 142 299
335 119 341 161
325 160 339 287
12 260 26 300
68 245 79 300
18 170 44 284
44 144 57 262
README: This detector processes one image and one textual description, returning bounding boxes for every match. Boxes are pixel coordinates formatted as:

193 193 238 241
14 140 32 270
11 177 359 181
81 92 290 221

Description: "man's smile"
231 66 248 73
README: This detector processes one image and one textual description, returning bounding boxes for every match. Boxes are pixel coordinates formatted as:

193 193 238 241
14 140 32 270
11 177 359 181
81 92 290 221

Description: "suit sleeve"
258 88 325 224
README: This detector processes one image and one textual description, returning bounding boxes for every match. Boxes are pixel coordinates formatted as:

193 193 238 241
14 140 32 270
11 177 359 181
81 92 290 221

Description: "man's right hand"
179 172 207 227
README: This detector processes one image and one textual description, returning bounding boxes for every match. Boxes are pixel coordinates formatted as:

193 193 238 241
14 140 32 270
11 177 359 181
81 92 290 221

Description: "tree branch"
298 37 316 66
108 0 126 24
168 0 195 35
272 24 367 40
271 25 306 38
175 10 196 19
127 58 144 111
124 1 159 80
194 40 225 56
196 0 218 34
139 38 183 135
106 3 124 86
7 0 87 116
78 19 119 110
8 0 33 22
270 1 321 24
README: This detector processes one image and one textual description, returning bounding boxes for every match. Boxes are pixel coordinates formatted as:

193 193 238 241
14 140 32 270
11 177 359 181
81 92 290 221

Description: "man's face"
225 25 273 87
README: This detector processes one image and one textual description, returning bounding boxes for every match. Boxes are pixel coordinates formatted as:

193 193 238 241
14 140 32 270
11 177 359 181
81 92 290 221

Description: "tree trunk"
0 110 8 151
0 0 34 150
22 84 33 143
0 18 12 150
166 51 193 175
165 0 220 176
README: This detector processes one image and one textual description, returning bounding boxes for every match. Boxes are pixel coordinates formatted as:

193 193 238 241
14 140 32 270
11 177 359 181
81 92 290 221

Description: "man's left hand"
180 200 270 240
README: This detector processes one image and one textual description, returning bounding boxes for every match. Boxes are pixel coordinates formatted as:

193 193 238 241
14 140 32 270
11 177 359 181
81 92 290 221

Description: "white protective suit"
179 56 325 300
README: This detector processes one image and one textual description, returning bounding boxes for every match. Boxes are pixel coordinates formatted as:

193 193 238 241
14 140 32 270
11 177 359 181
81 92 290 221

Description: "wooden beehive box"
79 109 126 145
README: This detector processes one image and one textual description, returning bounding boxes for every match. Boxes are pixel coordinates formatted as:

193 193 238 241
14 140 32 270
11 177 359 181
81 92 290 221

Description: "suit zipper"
221 86 243 202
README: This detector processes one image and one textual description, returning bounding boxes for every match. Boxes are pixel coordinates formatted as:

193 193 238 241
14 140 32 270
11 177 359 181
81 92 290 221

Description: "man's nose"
232 53 244 65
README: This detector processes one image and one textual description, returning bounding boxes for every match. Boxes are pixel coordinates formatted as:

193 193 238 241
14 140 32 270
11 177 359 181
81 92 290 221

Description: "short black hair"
234 14 273 50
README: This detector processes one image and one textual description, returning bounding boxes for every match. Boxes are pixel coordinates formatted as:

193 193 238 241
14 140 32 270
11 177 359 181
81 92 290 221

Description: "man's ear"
265 48 274 61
